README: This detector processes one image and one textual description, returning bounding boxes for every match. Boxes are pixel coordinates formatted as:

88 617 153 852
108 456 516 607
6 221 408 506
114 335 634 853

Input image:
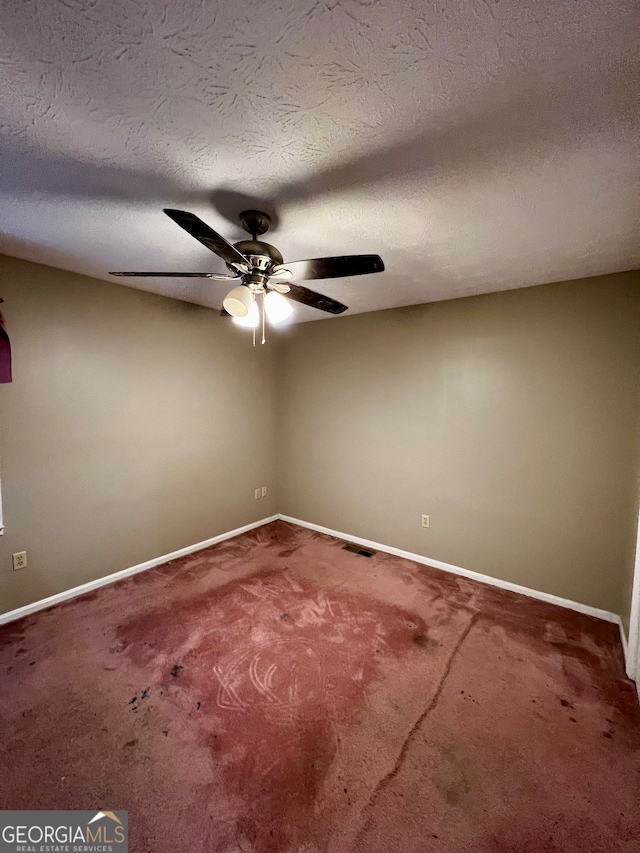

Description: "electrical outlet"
254 488 261 500
261 486 267 497
12 551 27 571
421 515 430 528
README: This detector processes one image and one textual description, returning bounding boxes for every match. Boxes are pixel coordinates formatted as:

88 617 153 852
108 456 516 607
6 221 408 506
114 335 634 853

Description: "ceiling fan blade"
285 283 348 314
163 209 250 270
109 271 238 280
271 254 383 282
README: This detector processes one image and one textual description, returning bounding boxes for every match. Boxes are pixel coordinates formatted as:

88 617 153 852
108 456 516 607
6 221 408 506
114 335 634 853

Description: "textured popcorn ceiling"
0 0 639 322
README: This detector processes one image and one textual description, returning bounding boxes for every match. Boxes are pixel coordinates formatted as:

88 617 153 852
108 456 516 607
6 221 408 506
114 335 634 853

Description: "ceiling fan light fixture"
223 284 252 318
233 298 259 328
264 290 293 325
110 209 385 344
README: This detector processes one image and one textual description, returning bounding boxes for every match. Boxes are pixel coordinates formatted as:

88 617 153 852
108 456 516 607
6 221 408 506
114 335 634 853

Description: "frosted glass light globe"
233 299 259 328
264 290 293 324
223 285 252 318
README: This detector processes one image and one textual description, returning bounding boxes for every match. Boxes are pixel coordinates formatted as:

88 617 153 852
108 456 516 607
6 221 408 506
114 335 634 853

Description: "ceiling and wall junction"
0 0 638 322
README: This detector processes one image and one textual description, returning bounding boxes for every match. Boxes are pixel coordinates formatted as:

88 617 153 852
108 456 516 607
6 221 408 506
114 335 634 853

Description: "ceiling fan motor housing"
232 240 283 266
229 240 284 290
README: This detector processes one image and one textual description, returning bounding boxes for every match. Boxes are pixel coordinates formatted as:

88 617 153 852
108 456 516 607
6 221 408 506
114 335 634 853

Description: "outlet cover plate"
12 551 27 571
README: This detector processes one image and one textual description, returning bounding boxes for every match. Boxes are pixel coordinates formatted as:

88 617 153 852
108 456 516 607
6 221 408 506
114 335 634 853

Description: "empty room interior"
1 0 640 851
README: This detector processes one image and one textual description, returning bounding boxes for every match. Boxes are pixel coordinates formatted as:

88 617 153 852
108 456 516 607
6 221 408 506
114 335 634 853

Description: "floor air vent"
342 543 376 558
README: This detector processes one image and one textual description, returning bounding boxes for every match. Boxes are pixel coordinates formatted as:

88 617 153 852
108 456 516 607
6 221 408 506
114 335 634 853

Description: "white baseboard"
279 514 631 675
0 515 278 626
0 512 632 684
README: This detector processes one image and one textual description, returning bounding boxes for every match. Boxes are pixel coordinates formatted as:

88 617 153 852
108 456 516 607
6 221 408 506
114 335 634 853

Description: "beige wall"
278 272 640 621
2 257 639 627
0 256 278 614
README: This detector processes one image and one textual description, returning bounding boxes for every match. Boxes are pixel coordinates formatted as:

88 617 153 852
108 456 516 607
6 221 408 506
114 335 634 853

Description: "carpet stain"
113 570 431 852
0 521 638 853
413 632 439 651
359 611 480 838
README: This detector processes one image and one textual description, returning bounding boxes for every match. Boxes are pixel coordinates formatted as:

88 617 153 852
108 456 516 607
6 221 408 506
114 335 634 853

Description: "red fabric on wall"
0 298 11 383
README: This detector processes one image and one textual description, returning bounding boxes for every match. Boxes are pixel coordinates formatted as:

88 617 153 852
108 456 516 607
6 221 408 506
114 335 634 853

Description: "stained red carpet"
1 521 639 852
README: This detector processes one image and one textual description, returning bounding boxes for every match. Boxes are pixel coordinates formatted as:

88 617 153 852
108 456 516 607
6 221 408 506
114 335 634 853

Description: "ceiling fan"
110 209 384 343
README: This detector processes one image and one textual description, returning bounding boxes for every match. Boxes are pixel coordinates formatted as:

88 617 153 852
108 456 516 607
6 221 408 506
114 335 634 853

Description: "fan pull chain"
261 292 266 345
